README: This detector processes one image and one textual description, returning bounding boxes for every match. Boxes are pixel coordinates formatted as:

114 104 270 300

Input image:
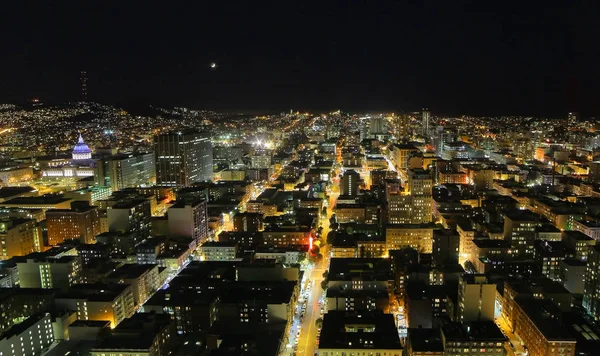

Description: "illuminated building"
107 198 152 243
55 283 136 328
95 152 156 191
511 299 576 356
251 154 271 169
198 241 238 261
317 311 402 356
341 169 360 196
583 245 600 320
0 166 33 185
105 264 164 308
46 202 102 245
154 130 213 188
263 226 312 247
167 198 209 244
441 321 506 356
502 210 541 258
385 224 434 253
0 312 55 356
0 218 42 259
41 134 96 178
72 133 92 161
64 186 112 205
233 212 263 232
457 274 495 323
16 254 81 291
390 144 418 172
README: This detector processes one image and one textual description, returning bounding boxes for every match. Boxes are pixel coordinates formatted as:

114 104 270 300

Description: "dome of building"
72 134 92 161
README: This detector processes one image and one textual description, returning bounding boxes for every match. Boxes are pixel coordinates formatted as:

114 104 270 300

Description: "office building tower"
406 169 433 224
167 198 209 244
95 152 156 191
457 274 496 323
341 170 360 196
46 202 101 245
422 108 430 138
0 219 42 259
155 130 213 188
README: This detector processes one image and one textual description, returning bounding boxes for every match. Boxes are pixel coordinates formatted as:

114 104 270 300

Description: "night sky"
1 1 599 116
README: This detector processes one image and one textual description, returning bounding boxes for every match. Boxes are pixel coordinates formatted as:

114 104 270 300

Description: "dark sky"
1 1 599 116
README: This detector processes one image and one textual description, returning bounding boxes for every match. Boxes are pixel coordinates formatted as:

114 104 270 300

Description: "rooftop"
442 321 506 341
318 311 402 350
407 328 444 352
514 298 577 342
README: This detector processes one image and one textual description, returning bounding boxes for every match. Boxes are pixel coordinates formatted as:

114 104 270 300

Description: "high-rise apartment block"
457 274 496 323
155 130 213 188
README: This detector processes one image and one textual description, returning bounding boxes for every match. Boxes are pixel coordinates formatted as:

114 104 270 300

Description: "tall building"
503 210 540 258
341 170 360 196
583 245 600 320
107 198 152 242
154 130 213 188
46 202 101 245
422 108 430 138
0 218 42 259
406 169 433 224
167 198 209 244
369 117 387 136
95 152 156 191
457 274 496 323
394 114 410 140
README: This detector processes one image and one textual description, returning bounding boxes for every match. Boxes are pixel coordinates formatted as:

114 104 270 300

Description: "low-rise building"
198 241 238 261
441 321 506 356
55 283 136 328
317 311 403 356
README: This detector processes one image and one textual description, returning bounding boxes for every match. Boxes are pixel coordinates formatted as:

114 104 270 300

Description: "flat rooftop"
319 311 402 350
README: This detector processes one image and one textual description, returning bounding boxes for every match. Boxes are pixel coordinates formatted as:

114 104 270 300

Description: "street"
495 316 527 356
295 248 329 356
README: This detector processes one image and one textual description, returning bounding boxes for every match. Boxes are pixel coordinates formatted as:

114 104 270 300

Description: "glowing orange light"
309 236 313 251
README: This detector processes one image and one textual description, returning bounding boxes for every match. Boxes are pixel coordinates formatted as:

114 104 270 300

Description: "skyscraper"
154 130 213 188
422 108 430 138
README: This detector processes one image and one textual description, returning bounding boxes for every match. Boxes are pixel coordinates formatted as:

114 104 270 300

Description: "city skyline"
1 2 599 116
